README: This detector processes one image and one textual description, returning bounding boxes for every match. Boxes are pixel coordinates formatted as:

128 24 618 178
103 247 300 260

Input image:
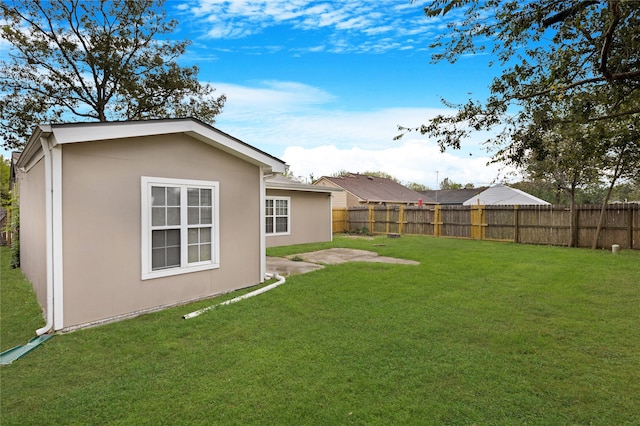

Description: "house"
420 187 488 205
462 184 551 206
264 174 341 247
314 173 434 208
15 118 288 332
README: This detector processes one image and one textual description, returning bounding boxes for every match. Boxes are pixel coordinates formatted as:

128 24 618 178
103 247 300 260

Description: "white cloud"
183 0 449 54
210 80 518 187
282 140 514 187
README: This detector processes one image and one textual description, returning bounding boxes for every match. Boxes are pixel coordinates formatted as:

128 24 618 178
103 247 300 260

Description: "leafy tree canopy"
400 0 639 167
0 0 225 150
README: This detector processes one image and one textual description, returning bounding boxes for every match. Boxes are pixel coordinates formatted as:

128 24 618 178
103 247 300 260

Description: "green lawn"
1 236 639 425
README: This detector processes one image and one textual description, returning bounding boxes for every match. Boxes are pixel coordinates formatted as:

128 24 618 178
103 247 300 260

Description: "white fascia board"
265 182 343 193
47 119 286 174
16 125 51 169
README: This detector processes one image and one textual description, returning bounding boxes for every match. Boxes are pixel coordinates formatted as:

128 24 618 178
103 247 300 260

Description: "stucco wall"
314 179 348 208
265 189 332 248
60 134 262 328
18 156 48 312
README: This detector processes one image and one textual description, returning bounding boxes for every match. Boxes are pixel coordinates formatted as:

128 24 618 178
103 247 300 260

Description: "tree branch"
541 1 599 27
598 0 621 81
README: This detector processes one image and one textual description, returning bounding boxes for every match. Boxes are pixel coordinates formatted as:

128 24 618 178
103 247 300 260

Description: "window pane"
200 207 212 224
188 228 198 244
152 207 165 227
166 247 180 268
200 189 212 206
200 243 211 261
152 248 165 269
276 217 288 233
167 207 180 226
167 187 180 206
188 207 199 225
265 218 274 234
200 227 211 243
188 188 199 206
152 230 165 247
166 229 180 246
152 230 181 270
152 187 165 206
265 199 273 215
188 245 199 263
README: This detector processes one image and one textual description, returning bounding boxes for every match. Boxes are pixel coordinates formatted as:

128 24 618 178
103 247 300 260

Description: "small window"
265 196 290 235
141 177 219 280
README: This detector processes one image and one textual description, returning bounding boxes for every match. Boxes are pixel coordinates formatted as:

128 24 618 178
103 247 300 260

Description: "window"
141 177 219 280
265 196 290 235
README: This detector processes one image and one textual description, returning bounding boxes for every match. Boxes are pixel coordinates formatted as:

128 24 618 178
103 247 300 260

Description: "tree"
407 182 430 192
0 0 225 150
361 171 402 183
400 1 639 148
0 156 10 207
439 177 462 190
401 1 639 248
399 1 638 165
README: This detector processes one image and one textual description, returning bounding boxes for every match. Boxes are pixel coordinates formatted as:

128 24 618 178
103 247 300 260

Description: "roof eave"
266 182 343 193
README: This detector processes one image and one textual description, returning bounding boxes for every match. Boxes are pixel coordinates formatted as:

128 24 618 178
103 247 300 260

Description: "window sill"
142 262 219 281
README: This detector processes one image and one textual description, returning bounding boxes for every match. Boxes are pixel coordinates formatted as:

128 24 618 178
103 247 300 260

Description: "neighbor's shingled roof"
320 173 433 204
421 188 488 205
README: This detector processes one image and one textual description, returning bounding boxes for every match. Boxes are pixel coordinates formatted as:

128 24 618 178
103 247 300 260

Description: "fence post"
629 206 634 249
385 206 390 234
514 205 519 243
433 205 442 237
368 205 374 233
399 205 405 235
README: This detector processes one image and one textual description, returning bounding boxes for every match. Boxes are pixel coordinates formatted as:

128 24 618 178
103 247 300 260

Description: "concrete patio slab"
266 248 419 276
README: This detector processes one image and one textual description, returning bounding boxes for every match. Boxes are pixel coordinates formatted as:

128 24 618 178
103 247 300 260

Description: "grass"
1 236 640 424
1 247 45 351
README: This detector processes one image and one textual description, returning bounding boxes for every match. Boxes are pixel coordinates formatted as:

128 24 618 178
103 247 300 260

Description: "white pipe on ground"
182 273 286 319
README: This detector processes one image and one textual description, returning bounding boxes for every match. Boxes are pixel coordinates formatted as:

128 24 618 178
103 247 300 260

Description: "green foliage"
330 170 402 184
2 237 640 424
0 0 225 150
361 170 400 183
400 1 639 191
0 157 9 207
406 181 430 191
9 195 19 268
439 177 463 189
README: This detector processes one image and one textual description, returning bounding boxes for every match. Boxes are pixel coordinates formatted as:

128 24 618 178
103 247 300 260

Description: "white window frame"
265 196 291 236
141 176 220 280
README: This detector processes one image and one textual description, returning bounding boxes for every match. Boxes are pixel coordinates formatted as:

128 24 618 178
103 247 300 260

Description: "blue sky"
3 0 517 187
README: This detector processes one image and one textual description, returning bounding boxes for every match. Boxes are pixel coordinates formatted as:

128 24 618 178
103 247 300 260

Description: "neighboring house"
462 184 551 206
314 173 434 208
264 174 341 247
420 188 488 205
15 118 287 332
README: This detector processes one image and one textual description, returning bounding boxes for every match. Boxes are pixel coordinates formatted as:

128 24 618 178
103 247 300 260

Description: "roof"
16 118 287 174
265 174 342 194
462 184 551 206
317 173 433 204
421 187 488 205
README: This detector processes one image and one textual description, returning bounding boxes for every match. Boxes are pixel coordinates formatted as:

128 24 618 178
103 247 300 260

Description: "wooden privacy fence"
332 204 640 250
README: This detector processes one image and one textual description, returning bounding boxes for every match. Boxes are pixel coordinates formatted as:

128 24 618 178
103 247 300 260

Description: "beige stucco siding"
314 178 348 208
61 134 262 328
18 157 48 312
265 189 332 248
